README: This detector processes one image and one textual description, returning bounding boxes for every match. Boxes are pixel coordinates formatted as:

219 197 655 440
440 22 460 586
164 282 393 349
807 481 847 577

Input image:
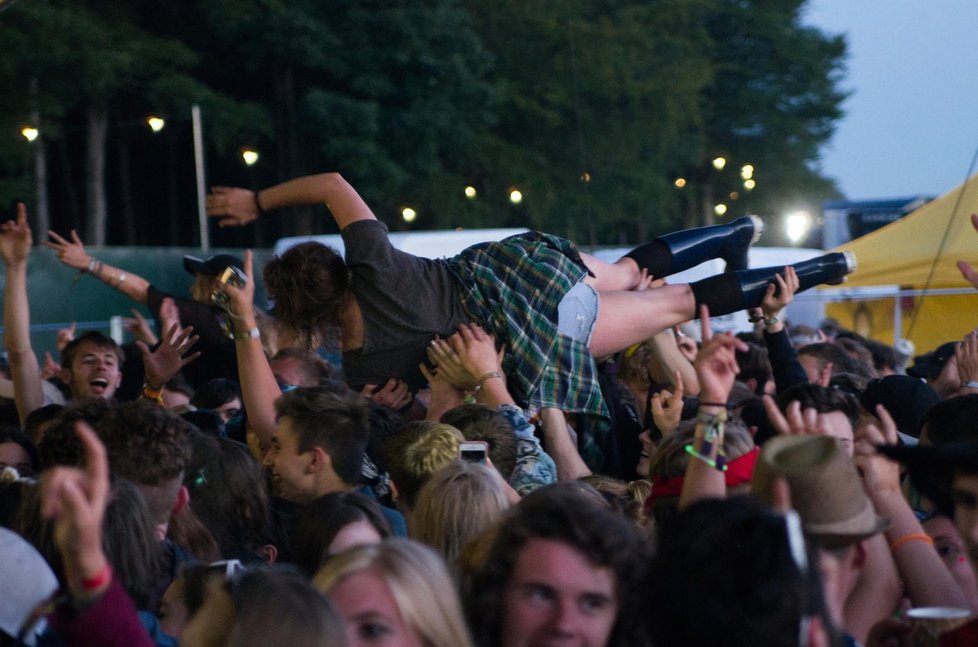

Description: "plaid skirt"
446 231 610 420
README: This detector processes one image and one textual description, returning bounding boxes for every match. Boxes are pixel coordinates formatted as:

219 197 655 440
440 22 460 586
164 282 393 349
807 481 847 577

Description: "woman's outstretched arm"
207 172 376 231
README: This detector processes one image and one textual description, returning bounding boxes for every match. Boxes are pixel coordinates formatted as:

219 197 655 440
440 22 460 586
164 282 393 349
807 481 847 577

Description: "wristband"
961 381 978 390
142 382 164 404
254 190 266 216
473 371 503 393
234 326 260 341
86 257 97 274
81 564 112 593
889 533 934 553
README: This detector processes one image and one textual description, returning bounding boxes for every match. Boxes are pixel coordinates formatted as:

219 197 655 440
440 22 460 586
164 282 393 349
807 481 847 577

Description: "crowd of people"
2 172 978 646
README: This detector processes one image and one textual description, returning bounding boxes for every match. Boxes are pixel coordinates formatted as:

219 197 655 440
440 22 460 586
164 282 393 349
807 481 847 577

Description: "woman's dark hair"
101 476 163 609
0 425 39 478
185 435 275 562
190 378 241 411
264 242 350 348
291 491 391 576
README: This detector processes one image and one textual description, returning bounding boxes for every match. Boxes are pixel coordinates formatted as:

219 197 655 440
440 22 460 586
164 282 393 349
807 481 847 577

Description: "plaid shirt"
446 232 610 421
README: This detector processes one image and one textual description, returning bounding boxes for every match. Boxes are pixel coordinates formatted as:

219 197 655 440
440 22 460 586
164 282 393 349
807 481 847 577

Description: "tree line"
0 0 847 249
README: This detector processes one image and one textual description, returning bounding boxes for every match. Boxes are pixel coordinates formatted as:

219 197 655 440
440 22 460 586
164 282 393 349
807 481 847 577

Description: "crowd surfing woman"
206 173 854 418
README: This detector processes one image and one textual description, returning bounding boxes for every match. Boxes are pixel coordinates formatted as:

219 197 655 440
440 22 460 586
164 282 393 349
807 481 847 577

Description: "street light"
21 126 38 142
401 207 417 223
744 179 756 191
146 116 165 133
241 149 259 166
712 156 727 171
464 186 477 199
509 188 523 204
674 177 687 188
784 210 812 244
714 203 728 216
740 164 754 180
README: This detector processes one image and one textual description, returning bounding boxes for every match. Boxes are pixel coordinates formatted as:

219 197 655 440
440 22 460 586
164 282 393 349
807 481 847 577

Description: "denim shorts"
556 282 599 345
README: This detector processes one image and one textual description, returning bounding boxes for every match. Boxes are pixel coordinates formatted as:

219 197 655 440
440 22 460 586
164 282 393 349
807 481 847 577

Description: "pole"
192 104 209 251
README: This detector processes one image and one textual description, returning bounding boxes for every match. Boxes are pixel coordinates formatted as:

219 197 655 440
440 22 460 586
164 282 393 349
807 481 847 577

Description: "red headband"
645 446 760 507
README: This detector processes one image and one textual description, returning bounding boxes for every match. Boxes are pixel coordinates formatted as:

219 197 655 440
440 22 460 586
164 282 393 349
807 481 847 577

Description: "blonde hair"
383 422 463 508
409 461 512 576
314 539 473 647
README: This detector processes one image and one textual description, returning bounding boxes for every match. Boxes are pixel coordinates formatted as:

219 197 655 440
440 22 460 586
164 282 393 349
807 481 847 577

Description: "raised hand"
448 323 503 380
56 321 77 352
426 336 479 391
138 323 201 389
43 229 90 270
211 250 256 321
40 421 111 597
206 186 260 228
361 378 413 411
0 203 33 266
123 309 158 346
693 305 747 404
650 370 685 436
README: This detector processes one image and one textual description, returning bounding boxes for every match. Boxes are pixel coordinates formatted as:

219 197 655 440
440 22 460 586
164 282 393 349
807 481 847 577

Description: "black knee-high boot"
689 251 857 317
624 215 763 277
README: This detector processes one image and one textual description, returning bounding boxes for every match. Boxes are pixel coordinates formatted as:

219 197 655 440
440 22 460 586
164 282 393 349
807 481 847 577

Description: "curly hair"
96 402 192 486
263 242 350 349
463 482 649 647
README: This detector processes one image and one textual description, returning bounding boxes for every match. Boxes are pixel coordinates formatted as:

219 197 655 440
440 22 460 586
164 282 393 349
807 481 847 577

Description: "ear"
745 377 759 395
171 485 190 517
256 544 279 565
307 446 331 474
59 366 72 386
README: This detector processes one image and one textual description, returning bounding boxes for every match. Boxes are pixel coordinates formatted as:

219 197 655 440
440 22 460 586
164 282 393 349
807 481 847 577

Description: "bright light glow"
744 179 756 191
21 126 38 142
509 189 523 204
147 116 165 132
714 203 728 216
580 172 591 183
740 164 754 180
712 156 727 170
674 177 687 188
784 210 812 244
401 207 417 222
241 149 259 166
464 186 477 199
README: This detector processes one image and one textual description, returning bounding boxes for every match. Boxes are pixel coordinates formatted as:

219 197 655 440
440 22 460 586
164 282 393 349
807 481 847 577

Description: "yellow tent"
825 172 978 351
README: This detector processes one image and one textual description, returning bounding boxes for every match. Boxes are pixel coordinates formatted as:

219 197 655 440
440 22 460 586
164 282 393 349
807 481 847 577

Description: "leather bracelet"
234 326 260 341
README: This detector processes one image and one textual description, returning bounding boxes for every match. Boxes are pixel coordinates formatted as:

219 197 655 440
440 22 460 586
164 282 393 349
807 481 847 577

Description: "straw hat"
752 435 889 548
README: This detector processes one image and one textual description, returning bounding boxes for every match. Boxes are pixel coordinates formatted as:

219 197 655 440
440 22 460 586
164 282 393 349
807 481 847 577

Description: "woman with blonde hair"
409 461 512 577
314 538 474 647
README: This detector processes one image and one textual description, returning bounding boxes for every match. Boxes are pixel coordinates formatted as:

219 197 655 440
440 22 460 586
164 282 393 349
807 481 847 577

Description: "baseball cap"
183 253 244 277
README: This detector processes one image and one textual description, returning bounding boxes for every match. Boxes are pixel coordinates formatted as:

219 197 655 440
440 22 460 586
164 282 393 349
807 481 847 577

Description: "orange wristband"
889 533 934 553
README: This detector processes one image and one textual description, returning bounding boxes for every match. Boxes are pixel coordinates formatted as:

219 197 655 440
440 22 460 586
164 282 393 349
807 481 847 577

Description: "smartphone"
459 440 489 464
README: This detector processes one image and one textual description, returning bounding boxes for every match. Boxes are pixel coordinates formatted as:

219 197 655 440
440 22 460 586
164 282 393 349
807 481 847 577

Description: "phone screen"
460 446 487 464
